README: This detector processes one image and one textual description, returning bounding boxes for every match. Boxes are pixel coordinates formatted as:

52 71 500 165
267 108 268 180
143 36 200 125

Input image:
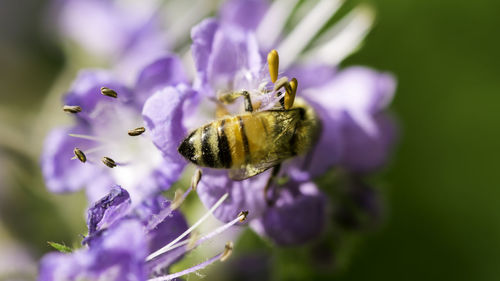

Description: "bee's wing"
228 109 303 181
228 162 280 180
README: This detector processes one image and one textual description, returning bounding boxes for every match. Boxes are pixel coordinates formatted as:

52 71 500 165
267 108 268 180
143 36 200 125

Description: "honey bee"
178 50 320 181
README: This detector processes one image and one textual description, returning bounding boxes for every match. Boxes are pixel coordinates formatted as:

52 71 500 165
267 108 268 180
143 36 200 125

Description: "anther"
285 77 297 110
63 105 82 113
100 87 118 98
267 49 279 83
191 169 202 191
73 148 86 163
220 242 233 262
128 127 146 136
186 231 199 250
238 211 249 222
273 76 291 93
102 157 117 168
170 189 184 211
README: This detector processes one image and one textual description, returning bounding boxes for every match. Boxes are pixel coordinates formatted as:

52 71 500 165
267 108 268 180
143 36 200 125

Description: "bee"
178 50 320 182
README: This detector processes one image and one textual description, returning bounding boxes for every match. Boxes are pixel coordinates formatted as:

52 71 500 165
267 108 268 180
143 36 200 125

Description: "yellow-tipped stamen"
220 242 233 262
153 211 248 255
170 189 185 211
285 77 297 110
146 193 229 261
273 76 291 93
128 127 146 136
73 148 86 163
191 169 202 190
101 157 117 168
63 105 82 113
100 87 118 98
186 231 199 250
237 211 249 222
267 49 279 83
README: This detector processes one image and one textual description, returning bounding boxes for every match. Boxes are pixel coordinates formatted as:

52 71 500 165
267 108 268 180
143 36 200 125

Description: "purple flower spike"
260 182 327 246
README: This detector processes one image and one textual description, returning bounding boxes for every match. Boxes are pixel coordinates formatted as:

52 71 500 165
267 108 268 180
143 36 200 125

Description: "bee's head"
178 131 198 164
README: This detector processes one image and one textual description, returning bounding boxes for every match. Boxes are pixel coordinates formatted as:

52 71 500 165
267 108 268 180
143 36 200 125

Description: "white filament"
256 0 300 50
301 6 375 66
154 212 245 254
277 0 343 69
145 192 229 261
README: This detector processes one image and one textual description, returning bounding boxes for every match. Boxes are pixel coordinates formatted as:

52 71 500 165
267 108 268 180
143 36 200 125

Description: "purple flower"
39 219 148 281
142 0 397 245
41 55 189 203
39 186 246 281
49 0 169 82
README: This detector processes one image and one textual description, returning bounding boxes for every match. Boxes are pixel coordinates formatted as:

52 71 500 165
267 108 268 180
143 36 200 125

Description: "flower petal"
41 126 109 194
221 0 269 31
134 55 188 107
340 112 397 172
142 84 199 166
86 186 131 239
197 169 269 222
260 181 327 246
39 220 147 281
64 70 134 122
191 18 219 89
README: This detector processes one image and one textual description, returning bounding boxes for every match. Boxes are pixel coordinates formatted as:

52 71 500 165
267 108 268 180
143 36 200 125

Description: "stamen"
73 148 86 163
156 211 248 254
285 78 298 110
220 242 233 262
101 157 117 168
301 6 374 66
267 49 279 83
273 77 291 92
237 211 249 222
146 192 229 261
191 169 202 191
186 231 199 250
100 87 118 98
277 0 342 69
63 105 82 113
128 127 146 136
256 0 300 49
147 243 233 281
170 189 187 211
68 133 108 143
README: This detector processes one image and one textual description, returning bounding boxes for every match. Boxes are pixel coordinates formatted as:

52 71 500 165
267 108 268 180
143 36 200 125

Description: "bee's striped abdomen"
178 112 282 169
200 124 217 167
217 119 232 168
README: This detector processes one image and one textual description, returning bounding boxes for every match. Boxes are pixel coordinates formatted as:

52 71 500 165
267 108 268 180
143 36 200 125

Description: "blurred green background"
1 0 499 280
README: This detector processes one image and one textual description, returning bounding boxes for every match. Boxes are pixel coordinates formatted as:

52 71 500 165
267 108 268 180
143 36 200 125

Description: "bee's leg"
264 163 281 206
274 77 298 110
241 91 254 112
218 91 254 112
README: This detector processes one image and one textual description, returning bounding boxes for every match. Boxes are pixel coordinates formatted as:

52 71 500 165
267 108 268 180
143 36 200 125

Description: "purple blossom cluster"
39 0 397 279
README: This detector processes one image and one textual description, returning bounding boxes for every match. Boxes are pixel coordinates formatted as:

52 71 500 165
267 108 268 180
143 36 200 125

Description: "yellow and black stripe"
178 106 317 170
